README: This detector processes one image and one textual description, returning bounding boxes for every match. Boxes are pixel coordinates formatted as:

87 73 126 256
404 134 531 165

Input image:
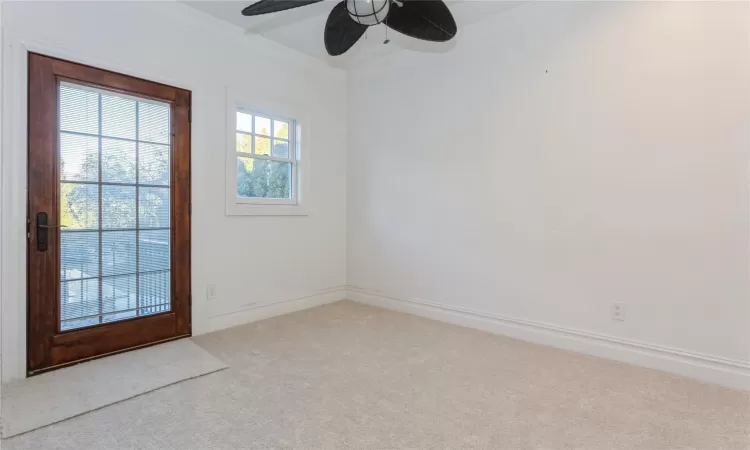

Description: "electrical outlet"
612 302 626 321
206 284 217 300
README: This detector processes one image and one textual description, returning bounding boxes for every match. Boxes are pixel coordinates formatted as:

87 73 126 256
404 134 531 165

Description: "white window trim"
225 88 310 216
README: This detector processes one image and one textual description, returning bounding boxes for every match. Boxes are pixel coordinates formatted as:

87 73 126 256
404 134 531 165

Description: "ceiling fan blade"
385 0 457 42
242 0 324 16
324 1 368 56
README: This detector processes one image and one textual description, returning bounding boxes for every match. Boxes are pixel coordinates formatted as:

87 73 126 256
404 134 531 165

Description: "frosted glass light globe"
346 0 390 26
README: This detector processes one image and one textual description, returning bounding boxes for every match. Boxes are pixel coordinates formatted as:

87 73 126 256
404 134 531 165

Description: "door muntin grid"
59 81 172 331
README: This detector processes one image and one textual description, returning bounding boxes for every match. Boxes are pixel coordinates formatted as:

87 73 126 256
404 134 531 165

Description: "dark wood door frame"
27 53 192 375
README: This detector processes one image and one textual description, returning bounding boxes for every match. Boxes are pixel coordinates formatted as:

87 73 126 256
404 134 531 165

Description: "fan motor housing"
346 0 390 26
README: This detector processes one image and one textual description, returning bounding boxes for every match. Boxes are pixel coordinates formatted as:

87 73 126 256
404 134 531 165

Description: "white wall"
347 1 750 386
1 1 347 381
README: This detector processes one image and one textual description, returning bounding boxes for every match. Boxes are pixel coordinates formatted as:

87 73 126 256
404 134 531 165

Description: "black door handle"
36 212 48 252
36 212 68 252
36 212 68 251
37 212 49 252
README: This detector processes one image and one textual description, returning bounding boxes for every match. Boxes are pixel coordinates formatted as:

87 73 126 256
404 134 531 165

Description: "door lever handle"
36 212 65 252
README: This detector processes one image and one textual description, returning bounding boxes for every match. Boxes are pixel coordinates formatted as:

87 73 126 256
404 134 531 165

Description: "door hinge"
26 217 31 239
188 108 192 123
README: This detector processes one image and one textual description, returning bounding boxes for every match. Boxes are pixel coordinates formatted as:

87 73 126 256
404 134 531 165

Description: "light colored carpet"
3 301 749 449
1 339 227 439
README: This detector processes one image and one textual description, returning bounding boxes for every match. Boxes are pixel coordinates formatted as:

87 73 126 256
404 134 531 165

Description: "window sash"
234 115 296 160
233 108 298 203
236 106 294 140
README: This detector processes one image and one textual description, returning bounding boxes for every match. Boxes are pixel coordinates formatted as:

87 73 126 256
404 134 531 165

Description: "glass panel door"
28 53 191 374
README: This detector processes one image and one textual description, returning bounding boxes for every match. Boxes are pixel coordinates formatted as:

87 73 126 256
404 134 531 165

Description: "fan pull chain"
383 0 400 45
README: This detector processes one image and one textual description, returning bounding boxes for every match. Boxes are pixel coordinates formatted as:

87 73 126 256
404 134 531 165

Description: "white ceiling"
181 0 525 69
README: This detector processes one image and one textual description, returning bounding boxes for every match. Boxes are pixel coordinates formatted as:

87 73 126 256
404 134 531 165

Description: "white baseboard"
199 286 347 335
347 287 750 391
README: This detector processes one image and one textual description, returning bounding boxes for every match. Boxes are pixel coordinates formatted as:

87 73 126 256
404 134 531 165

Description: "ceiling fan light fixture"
241 0 458 56
346 0 390 26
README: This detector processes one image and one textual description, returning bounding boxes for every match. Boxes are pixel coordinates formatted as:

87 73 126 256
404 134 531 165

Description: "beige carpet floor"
4 301 749 449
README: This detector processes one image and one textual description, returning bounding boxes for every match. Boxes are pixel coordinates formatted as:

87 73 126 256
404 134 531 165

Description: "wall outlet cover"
612 302 626 321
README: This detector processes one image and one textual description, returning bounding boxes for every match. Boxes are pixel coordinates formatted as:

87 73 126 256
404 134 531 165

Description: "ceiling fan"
241 0 458 56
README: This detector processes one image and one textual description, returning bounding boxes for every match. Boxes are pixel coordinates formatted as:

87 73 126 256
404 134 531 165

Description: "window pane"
102 138 136 183
101 93 136 140
102 185 136 229
236 133 252 154
60 133 98 182
139 143 170 186
101 231 137 276
61 183 99 229
272 140 289 158
236 157 292 199
254 116 271 136
101 274 137 321
255 136 271 156
139 187 170 228
139 270 170 316
60 83 99 135
61 231 99 281
139 229 171 316
138 102 170 144
139 230 170 272
60 278 101 330
237 111 253 133
273 120 289 139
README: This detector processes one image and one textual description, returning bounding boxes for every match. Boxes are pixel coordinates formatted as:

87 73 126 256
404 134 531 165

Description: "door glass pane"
139 187 170 228
59 81 172 331
138 230 171 315
139 230 170 272
102 139 136 183
101 231 137 277
60 133 98 182
60 84 98 135
61 232 99 281
138 102 170 144
60 279 101 330
139 143 170 185
101 185 136 229
60 183 99 230
101 93 136 140
102 274 138 322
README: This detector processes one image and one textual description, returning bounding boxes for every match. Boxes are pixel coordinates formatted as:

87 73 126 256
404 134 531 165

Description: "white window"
226 93 308 216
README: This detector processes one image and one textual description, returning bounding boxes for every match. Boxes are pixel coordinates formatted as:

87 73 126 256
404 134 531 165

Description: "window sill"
226 203 308 216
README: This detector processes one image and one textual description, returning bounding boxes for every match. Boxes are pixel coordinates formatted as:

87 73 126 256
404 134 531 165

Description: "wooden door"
27 53 191 375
